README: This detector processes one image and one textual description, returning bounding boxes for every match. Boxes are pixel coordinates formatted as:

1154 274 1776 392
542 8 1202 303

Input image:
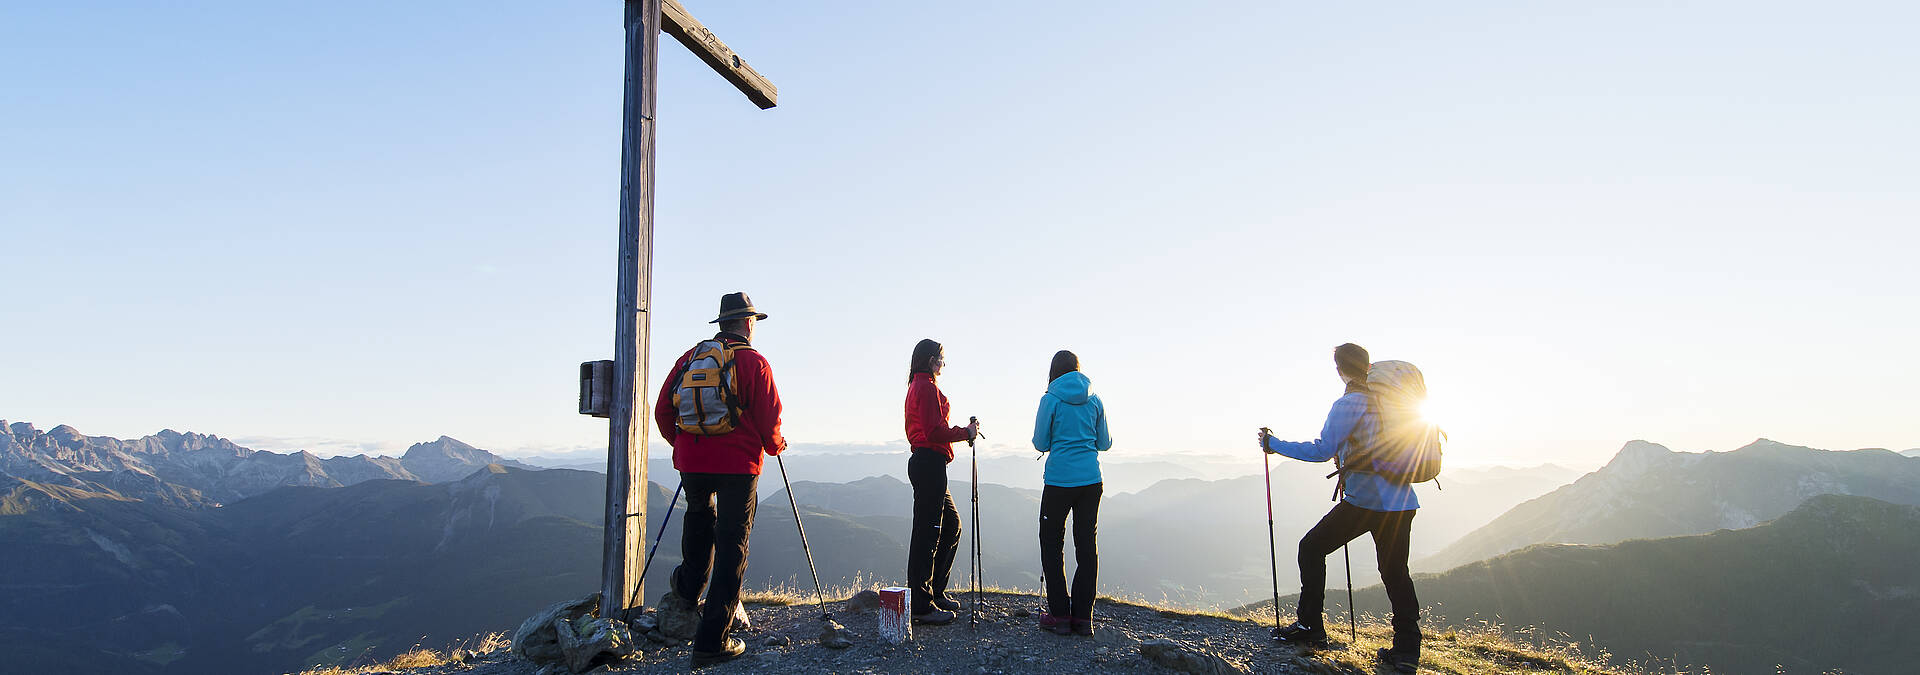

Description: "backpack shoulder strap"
715 341 753 417
1341 392 1379 468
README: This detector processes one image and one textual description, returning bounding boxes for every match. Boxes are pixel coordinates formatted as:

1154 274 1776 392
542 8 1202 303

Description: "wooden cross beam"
602 0 777 622
662 0 778 109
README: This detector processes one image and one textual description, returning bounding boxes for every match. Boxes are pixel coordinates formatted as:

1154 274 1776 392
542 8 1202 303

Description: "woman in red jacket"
903 338 979 625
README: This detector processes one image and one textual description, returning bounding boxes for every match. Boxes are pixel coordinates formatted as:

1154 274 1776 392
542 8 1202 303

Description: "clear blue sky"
4 1 1915 469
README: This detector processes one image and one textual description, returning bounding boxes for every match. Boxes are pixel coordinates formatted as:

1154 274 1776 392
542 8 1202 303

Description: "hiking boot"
657 589 702 640
912 609 956 625
1072 618 1094 637
690 636 746 666
1377 647 1419 673
1037 613 1072 635
932 595 962 612
1272 621 1327 645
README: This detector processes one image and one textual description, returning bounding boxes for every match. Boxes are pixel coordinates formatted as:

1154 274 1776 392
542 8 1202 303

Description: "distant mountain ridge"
514 450 1235 498
0 420 536 503
762 463 1577 608
398 435 540 483
1421 438 1920 570
0 464 636 675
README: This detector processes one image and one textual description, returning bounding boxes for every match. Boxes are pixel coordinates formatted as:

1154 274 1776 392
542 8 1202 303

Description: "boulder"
820 619 854 649
1138 638 1248 675
555 614 635 673
843 589 882 613
629 612 658 633
657 590 701 640
511 594 599 665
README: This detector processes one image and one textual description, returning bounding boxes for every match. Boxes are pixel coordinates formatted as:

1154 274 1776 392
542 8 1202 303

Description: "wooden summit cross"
601 0 776 621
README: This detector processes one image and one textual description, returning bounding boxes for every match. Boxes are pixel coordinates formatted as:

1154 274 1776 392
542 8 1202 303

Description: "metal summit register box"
578 360 615 418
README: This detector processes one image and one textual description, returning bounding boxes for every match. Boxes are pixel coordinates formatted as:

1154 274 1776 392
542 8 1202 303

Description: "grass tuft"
291 631 506 675
736 571 907 608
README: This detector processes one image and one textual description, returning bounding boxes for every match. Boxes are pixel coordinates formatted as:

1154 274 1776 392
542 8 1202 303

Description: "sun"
1417 396 1449 428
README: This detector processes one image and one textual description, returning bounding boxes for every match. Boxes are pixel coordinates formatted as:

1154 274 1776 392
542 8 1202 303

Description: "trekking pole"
629 482 685 609
774 454 831 621
1260 428 1281 634
969 416 982 629
1343 544 1357 643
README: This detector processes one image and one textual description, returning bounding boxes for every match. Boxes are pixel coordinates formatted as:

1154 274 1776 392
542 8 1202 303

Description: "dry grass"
1104 593 1630 674
292 631 508 675
1256 615 1630 675
736 572 905 608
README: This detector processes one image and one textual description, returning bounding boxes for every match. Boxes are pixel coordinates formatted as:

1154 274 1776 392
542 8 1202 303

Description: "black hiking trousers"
671 471 758 653
906 448 963 614
1039 482 1103 620
1298 501 1420 654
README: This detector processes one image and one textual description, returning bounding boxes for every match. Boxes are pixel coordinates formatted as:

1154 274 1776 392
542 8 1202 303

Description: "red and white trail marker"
878 587 912 644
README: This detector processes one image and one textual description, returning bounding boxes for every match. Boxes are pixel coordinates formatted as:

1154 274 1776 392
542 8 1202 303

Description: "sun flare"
1418 397 1448 428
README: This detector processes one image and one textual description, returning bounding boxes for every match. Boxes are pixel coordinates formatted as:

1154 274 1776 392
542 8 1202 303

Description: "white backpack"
1357 360 1445 484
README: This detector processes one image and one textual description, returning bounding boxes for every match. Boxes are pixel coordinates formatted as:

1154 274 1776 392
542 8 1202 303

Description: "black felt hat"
711 292 769 323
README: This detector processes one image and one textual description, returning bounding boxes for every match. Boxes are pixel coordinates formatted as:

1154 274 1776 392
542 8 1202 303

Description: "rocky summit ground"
350 591 1624 675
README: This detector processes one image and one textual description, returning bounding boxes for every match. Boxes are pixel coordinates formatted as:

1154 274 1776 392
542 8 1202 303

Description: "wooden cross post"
603 0 777 621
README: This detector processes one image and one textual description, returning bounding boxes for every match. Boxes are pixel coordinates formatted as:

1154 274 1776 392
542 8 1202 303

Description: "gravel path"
414 592 1368 675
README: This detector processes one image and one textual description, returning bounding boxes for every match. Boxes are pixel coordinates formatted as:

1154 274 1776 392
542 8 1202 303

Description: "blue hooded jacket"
1031 371 1112 487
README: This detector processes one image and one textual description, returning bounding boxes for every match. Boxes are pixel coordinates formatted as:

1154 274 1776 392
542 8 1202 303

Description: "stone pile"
508 595 639 675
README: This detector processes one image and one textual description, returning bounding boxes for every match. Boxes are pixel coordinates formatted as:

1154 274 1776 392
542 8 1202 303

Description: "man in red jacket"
653 292 785 666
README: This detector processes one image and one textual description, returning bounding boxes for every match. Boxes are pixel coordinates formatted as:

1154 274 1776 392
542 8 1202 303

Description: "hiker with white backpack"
1262 343 1442 675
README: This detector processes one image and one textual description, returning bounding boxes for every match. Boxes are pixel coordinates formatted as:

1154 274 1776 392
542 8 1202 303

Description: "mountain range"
6 419 1910 674
1239 494 1920 675
752 459 1579 606
0 463 653 675
521 449 1258 498
0 421 537 504
1421 438 1920 571
545 453 1579 600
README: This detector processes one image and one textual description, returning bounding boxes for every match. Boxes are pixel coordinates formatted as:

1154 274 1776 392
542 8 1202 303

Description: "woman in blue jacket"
1031 350 1112 636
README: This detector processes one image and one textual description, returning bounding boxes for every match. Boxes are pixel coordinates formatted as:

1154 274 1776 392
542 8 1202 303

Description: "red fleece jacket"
904 372 970 462
654 333 785 475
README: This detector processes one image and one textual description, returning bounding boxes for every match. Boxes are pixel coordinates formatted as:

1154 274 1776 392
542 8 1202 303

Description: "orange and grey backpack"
671 338 754 436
